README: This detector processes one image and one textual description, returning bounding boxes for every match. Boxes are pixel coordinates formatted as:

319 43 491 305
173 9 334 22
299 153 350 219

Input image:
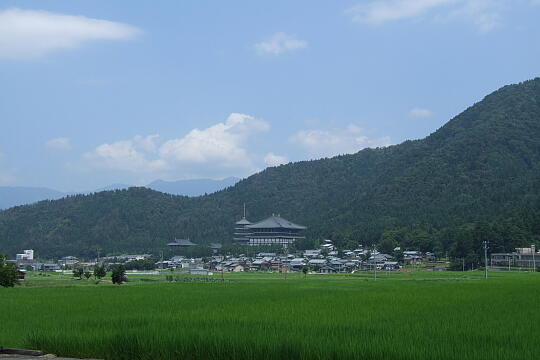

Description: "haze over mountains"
1 79 540 259
0 177 240 209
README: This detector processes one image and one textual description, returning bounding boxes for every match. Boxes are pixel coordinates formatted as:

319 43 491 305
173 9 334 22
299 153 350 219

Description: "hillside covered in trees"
1 78 540 264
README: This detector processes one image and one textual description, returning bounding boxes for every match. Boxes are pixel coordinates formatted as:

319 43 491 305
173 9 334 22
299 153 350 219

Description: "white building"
16 250 34 261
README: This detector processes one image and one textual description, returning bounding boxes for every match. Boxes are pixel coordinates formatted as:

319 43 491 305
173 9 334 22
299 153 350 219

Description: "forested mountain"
1 78 540 263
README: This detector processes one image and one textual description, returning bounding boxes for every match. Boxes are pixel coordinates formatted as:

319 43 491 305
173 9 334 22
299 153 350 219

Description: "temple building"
167 238 197 248
234 214 307 246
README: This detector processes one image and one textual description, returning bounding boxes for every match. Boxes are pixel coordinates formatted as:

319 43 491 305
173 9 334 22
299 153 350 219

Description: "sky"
1 0 539 192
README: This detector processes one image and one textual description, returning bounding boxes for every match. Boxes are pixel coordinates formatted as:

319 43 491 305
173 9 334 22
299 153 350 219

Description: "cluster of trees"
1 79 540 265
72 264 107 281
0 254 18 287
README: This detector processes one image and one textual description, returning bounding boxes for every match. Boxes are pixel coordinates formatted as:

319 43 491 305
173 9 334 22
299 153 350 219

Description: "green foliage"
0 254 19 287
301 265 309 278
72 267 84 280
111 265 126 285
1 79 540 261
83 271 92 280
93 265 106 280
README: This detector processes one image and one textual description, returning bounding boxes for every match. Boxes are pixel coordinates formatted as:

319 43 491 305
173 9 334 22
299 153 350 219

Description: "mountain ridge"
1 78 540 259
0 177 241 209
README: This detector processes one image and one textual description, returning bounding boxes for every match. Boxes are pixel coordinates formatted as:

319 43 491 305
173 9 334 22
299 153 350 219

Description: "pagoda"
233 204 252 245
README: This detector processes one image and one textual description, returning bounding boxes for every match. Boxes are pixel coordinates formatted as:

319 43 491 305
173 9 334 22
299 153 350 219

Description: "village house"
491 247 539 269
117 254 152 262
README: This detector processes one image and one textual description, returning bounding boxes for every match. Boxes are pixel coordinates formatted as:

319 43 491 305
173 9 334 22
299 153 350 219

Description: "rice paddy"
1 271 539 360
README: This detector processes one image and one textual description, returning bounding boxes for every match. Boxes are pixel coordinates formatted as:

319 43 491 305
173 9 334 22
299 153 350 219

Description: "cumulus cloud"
84 135 167 173
160 113 269 170
347 0 510 32
84 114 271 178
254 32 307 55
290 124 391 159
46 137 72 151
264 152 288 167
0 8 141 60
408 107 433 118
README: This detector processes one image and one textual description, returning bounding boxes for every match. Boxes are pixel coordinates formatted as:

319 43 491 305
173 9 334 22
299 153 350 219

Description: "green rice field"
1 271 539 360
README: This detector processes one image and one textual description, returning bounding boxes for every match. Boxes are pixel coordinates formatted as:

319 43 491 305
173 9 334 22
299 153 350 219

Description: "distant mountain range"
147 177 239 196
0 187 66 210
0 177 240 209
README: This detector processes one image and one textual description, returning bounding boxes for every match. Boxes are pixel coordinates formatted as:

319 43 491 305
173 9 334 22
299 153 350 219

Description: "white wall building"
16 249 34 261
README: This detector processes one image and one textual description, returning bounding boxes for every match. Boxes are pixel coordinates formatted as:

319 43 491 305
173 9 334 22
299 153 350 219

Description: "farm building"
491 247 539 269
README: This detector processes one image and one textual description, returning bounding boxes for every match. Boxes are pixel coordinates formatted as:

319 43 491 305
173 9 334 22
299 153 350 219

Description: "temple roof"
168 238 197 247
247 215 307 230
235 218 252 225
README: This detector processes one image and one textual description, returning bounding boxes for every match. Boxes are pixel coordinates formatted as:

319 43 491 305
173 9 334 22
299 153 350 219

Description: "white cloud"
84 114 271 178
408 107 433 118
348 0 455 24
290 124 392 159
160 113 269 169
264 152 288 167
254 32 307 55
46 137 72 151
0 8 141 60
84 135 167 173
347 0 510 32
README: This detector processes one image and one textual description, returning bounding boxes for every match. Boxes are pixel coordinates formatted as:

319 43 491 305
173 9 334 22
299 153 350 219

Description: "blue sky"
1 0 539 192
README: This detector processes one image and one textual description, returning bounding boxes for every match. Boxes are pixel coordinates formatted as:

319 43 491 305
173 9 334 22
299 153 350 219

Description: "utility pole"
160 251 164 271
373 245 377 281
532 244 536 272
483 241 488 280
284 245 288 280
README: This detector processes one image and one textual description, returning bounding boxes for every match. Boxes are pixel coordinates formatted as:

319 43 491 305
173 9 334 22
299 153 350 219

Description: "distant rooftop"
168 238 197 247
235 218 252 225
247 215 306 230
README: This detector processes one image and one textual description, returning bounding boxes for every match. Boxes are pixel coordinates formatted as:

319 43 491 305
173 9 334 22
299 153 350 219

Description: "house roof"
168 238 197 247
247 215 306 230
209 243 222 249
